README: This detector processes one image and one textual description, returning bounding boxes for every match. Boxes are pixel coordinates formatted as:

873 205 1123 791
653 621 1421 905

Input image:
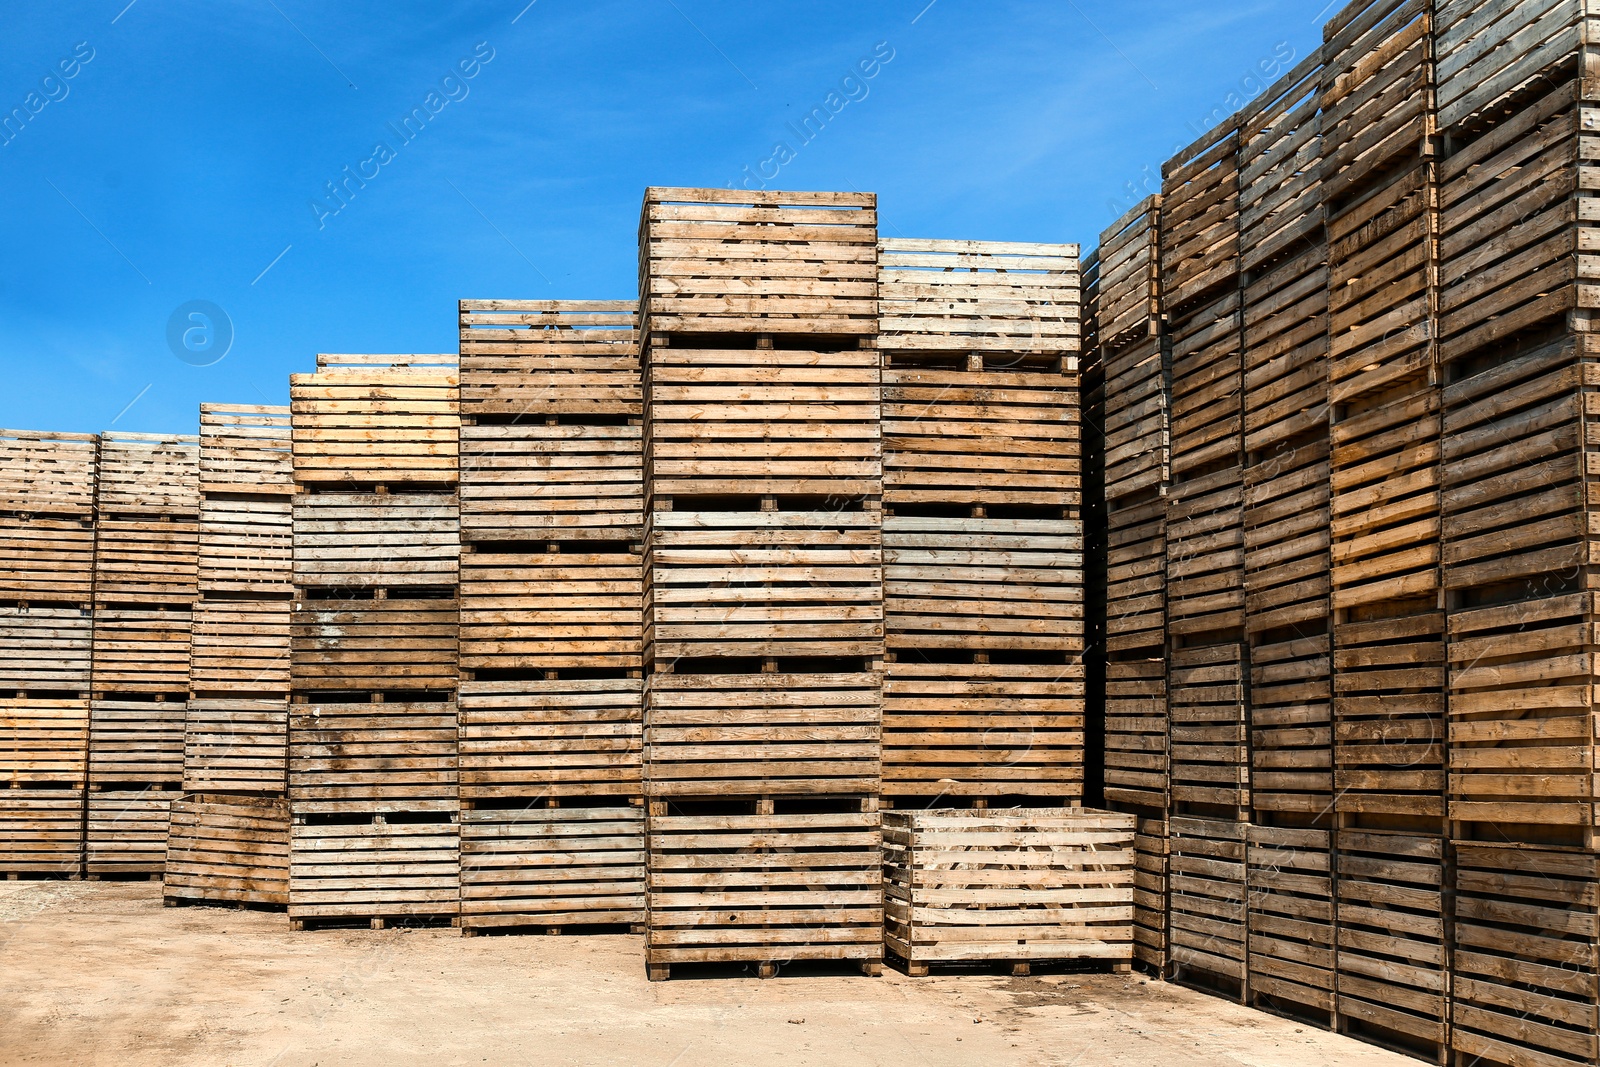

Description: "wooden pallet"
93 516 200 606
95 433 199 516
882 808 1134 970
86 787 175 876
1434 0 1590 135
0 786 82 875
288 815 460 924
459 804 644 930
644 806 883 976
90 607 192 694
0 429 97 518
289 700 458 814
458 299 640 420
190 598 290 694
638 188 877 337
1132 814 1170 973
0 697 88 786
0 607 91 691
290 354 459 488
87 698 186 787
1103 656 1167 810
1246 825 1334 1021
882 661 1084 801
1168 815 1248 997
458 679 640 800
1096 197 1161 353
644 672 880 797
1450 842 1599 1067
0 516 96 605
163 793 290 907
198 404 294 497
1169 644 1248 811
182 697 288 794
1335 829 1448 1054
645 505 883 662
459 424 644 542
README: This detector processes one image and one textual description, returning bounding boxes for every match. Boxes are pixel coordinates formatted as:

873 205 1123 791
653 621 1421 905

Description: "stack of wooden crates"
456 299 646 933
637 188 886 978
287 354 462 928
164 405 294 907
0 431 97 877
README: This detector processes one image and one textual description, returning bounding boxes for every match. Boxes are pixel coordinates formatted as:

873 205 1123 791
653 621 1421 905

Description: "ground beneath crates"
0 881 1412 1067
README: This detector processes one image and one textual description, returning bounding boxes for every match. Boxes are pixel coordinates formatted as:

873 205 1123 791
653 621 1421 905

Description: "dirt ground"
0 880 1414 1067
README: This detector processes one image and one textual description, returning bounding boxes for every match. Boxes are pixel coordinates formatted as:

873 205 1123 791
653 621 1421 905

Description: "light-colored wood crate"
0 517 96 605
882 808 1134 967
86 788 174 876
1319 0 1433 205
639 188 877 337
458 679 641 800
92 516 200 606
0 786 82 875
0 697 88 786
199 404 293 497
460 542 641 674
460 804 644 930
644 672 880 798
646 506 883 662
88 698 186 787
163 793 290 907
1169 644 1248 812
90 609 191 695
1334 829 1448 1050
459 424 643 542
290 354 459 487
882 661 1083 800
645 808 883 971
1434 0 1591 135
1168 816 1248 992
289 701 458 815
1239 53 1324 280
1246 825 1334 1019
0 429 97 518
190 598 290 695
643 343 881 499
288 816 460 922
1104 656 1167 810
96 433 199 516
1450 843 1599 1067
0 607 91 692
1132 815 1169 973
458 300 640 419
290 596 459 692
1102 339 1167 510
1096 197 1161 353
1160 120 1240 315
1248 632 1333 816
199 498 292 595
293 491 458 590
182 697 288 794
1106 493 1165 655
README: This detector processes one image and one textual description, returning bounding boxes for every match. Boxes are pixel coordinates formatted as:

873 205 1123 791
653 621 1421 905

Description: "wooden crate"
459 424 644 542
0 607 91 692
1096 197 1161 353
0 786 82 875
644 672 880 798
291 595 458 692
1335 829 1448 1053
1160 120 1240 315
1246 825 1334 1021
92 516 200 606
459 299 639 420
1434 0 1591 135
190 598 290 695
638 188 877 337
290 354 459 487
198 404 293 497
1133 814 1170 973
459 804 644 930
0 429 97 518
0 697 88 786
293 490 458 590
163 793 290 907
288 816 460 923
182 697 288 794
95 433 199 516
1169 644 1248 812
1103 656 1167 810
645 806 883 975
198 498 292 595
90 607 192 695
882 808 1134 971
458 679 640 800
88 698 186 787
882 662 1084 801
0 516 96 606
1102 338 1167 512
288 700 458 814
1450 843 1599 1067
646 505 882 662
86 788 174 876
1248 632 1333 816
1168 816 1248 995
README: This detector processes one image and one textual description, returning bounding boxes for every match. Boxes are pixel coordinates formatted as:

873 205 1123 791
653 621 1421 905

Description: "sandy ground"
0 880 1415 1067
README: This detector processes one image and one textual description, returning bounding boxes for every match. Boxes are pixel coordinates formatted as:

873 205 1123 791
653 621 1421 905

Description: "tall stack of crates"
87 433 198 877
287 354 461 928
456 299 646 933
0 430 97 876
164 405 294 908
877 237 1084 805
638 187 884 978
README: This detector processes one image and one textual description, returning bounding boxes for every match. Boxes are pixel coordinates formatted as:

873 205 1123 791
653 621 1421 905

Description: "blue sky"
2 0 1333 435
